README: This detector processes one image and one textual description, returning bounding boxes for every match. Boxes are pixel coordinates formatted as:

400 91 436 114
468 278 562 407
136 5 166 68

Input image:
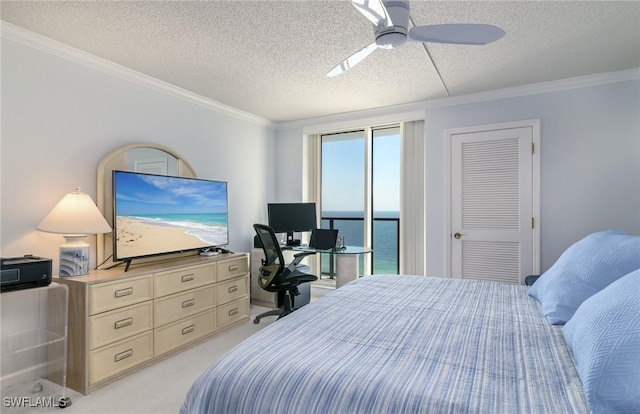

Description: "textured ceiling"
2 1 639 123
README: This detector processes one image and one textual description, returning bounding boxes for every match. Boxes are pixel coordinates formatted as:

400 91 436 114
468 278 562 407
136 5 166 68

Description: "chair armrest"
286 251 316 272
524 275 541 286
293 251 315 261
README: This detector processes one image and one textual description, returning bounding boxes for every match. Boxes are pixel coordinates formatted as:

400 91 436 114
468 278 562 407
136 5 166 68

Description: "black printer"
1 255 52 292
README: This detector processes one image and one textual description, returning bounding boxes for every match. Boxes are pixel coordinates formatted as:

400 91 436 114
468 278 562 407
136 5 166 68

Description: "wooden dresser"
55 253 249 394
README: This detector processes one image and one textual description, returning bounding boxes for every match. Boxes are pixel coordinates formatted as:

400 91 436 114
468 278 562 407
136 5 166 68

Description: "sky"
114 171 228 216
321 128 400 213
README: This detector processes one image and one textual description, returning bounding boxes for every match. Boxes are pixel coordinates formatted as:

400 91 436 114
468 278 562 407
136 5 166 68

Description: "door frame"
443 119 541 279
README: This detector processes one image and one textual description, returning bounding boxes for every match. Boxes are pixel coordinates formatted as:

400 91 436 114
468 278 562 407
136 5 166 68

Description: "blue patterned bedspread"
181 275 588 413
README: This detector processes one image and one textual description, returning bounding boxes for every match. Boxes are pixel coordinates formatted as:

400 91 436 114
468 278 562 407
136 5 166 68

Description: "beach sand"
116 216 208 258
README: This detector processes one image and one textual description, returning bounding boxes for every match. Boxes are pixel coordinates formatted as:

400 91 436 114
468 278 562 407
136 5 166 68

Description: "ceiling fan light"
376 31 407 49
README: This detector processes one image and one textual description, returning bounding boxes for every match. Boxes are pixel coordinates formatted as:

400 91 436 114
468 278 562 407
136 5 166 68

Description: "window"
320 126 400 278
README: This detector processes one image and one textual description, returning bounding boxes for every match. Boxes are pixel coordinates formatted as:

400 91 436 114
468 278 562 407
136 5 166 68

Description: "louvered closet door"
450 127 534 284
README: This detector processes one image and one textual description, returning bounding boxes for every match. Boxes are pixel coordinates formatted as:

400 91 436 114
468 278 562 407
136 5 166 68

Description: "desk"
291 246 372 288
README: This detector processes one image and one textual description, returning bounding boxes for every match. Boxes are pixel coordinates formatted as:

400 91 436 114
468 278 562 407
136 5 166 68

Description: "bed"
182 230 640 414
181 274 590 413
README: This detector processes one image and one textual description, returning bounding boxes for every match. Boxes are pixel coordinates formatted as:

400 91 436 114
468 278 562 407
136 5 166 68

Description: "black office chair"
253 223 317 324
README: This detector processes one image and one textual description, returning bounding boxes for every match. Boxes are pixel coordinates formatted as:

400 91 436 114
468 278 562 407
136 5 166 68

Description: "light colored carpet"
30 286 331 414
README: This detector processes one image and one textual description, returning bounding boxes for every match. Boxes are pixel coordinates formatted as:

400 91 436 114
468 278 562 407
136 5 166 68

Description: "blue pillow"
562 269 640 414
528 230 640 324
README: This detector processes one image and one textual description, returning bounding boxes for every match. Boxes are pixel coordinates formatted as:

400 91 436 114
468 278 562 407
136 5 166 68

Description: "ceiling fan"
327 0 505 77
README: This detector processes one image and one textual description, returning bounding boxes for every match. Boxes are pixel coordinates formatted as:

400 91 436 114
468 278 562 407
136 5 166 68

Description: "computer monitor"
267 202 317 246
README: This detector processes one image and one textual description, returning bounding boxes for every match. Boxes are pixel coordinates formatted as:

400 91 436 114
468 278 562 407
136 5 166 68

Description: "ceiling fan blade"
327 42 379 77
351 0 393 27
408 24 505 45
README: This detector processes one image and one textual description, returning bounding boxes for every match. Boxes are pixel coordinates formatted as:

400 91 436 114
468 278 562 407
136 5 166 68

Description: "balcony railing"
320 215 400 278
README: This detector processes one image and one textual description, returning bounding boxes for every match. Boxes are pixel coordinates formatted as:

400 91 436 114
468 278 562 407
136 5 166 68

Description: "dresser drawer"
154 264 216 298
154 285 216 327
89 275 153 315
217 297 249 329
89 301 153 350
89 331 153 385
217 257 249 282
154 309 216 357
217 275 249 305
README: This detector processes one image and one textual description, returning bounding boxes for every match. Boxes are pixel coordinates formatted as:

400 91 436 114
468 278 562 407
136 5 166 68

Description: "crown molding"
277 67 640 131
300 106 427 135
425 67 640 110
1 22 275 129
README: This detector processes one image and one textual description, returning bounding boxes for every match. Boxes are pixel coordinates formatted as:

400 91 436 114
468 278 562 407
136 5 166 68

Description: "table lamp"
37 187 112 277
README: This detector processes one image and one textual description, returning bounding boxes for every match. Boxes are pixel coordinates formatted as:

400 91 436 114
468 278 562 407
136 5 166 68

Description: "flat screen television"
113 170 229 267
267 202 317 246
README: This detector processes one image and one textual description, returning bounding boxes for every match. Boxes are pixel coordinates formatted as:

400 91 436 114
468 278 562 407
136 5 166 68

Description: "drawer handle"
114 287 133 298
228 308 239 316
182 325 195 335
228 286 238 294
228 265 239 272
181 274 195 283
114 317 133 329
182 299 195 308
114 349 133 362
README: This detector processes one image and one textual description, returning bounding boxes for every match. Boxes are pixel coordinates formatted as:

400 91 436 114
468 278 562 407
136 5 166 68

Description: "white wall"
275 77 640 277
1 37 276 272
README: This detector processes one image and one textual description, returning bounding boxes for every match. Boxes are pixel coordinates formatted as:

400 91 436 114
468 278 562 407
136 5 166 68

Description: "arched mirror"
96 143 196 268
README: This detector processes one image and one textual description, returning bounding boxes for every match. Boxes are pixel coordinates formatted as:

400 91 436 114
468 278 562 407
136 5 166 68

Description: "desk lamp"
37 187 112 277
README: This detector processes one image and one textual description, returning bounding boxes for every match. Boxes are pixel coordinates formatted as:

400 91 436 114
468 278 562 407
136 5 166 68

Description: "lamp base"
59 235 90 277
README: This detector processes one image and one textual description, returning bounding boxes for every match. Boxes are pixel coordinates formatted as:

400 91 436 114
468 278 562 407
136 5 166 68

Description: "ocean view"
321 210 399 275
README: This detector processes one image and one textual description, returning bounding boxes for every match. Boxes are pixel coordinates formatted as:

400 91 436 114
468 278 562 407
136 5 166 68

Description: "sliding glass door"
320 126 400 279
320 130 366 278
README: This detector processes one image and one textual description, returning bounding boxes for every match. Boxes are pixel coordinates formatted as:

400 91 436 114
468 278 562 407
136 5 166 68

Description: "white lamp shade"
37 188 112 235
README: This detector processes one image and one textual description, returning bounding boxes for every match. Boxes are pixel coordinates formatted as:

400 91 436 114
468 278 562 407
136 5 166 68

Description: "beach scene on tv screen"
114 172 228 259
